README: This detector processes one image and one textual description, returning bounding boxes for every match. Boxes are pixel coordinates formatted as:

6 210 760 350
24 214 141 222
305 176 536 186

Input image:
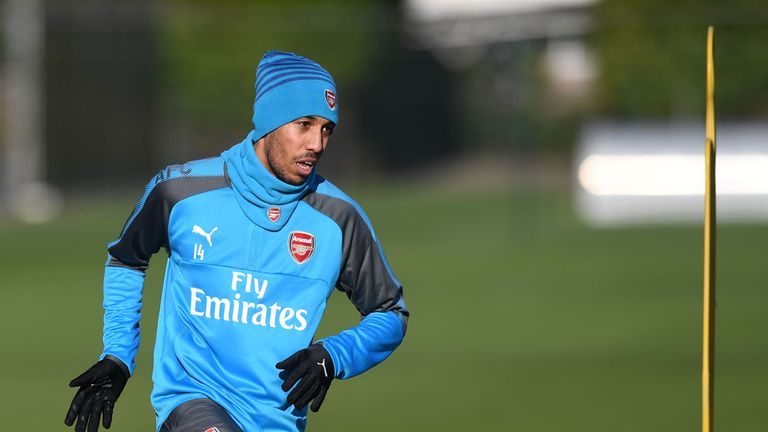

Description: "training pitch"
0 184 766 431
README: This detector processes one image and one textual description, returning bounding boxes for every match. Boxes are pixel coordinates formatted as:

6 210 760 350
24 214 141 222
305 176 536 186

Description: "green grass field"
1 184 766 431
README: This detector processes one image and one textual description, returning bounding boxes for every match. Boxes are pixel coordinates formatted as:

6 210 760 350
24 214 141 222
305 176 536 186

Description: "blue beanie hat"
251 50 338 141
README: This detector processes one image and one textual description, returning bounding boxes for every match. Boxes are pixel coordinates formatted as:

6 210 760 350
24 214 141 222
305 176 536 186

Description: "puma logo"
317 358 328 378
192 225 218 247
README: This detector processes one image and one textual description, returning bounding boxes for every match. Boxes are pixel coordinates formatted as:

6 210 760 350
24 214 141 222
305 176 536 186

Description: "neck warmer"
221 131 315 231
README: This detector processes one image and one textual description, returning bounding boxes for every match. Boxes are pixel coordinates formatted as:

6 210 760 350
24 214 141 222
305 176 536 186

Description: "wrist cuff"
103 354 131 378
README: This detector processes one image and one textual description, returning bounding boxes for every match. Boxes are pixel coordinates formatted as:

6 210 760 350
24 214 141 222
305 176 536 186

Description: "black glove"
276 343 335 412
64 357 129 432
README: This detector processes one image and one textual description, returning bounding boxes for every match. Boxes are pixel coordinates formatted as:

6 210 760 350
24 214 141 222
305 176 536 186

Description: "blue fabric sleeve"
100 263 145 375
99 171 165 375
320 309 405 379
99 161 229 377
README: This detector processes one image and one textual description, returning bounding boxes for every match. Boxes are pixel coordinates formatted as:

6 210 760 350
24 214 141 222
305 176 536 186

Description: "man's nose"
305 128 324 153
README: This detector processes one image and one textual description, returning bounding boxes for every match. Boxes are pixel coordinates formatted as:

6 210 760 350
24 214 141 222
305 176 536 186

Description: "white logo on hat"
325 89 337 110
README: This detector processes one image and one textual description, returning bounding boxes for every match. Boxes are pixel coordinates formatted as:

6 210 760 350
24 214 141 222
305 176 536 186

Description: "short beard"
263 131 299 185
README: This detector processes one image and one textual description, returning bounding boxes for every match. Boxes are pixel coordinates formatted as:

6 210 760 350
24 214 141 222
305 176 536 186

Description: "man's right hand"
64 357 129 432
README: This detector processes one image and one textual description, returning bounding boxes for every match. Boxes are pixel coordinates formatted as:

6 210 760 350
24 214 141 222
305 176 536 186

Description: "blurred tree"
158 0 394 163
594 0 768 118
46 0 158 186
458 42 541 155
356 21 461 172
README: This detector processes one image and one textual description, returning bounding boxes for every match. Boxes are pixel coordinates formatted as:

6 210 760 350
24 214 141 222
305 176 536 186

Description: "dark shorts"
160 398 243 432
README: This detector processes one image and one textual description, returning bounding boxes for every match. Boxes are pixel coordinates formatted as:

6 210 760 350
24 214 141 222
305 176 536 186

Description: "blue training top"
100 135 408 431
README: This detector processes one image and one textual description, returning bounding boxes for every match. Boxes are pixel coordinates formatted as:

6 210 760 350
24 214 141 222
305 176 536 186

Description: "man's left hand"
276 343 335 412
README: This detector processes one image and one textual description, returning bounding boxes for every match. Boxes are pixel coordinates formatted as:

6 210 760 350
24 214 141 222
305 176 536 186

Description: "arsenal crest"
324 89 337 110
289 231 315 264
267 207 281 223
204 428 220 432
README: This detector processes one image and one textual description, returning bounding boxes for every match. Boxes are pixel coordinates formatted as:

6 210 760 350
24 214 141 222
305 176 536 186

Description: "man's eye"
322 126 334 136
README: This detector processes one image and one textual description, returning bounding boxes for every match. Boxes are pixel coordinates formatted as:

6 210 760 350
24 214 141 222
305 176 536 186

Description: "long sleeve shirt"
102 137 408 431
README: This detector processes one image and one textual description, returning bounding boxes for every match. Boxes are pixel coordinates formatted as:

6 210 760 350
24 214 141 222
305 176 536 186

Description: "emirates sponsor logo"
324 89 337 110
189 271 309 331
267 207 281 223
289 231 315 264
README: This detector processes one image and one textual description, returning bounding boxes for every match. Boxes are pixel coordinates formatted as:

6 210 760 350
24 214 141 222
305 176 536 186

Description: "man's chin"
276 172 307 186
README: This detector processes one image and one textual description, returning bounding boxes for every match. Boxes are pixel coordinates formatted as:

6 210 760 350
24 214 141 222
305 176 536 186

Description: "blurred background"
1 0 767 430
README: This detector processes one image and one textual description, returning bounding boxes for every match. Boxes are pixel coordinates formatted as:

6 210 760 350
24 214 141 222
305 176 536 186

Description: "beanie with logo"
251 50 339 142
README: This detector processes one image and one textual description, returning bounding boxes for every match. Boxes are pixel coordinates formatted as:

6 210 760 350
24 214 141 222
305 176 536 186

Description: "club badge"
204 428 220 432
324 89 337 110
289 231 315 264
267 207 281 223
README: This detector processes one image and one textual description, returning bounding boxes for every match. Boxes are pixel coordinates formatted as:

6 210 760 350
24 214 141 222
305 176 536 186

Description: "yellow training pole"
702 25 716 432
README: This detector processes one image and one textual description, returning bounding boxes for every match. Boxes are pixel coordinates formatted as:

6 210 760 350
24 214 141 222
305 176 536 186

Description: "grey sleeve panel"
107 256 148 272
302 192 408 319
107 176 229 270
